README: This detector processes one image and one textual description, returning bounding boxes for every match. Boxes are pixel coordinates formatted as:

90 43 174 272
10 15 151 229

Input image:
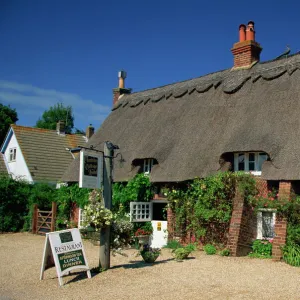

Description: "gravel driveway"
0 233 299 300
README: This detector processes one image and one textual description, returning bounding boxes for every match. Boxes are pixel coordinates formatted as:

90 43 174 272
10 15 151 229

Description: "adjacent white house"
0 122 92 184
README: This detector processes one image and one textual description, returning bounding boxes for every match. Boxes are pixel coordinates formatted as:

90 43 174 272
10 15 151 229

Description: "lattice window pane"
130 202 153 222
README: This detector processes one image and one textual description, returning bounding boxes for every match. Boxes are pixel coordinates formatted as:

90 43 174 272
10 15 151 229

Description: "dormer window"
234 152 268 175
143 159 154 174
132 158 158 175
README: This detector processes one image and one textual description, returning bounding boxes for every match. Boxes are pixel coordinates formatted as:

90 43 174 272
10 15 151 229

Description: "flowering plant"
135 228 152 236
134 222 153 236
140 244 161 263
83 189 113 229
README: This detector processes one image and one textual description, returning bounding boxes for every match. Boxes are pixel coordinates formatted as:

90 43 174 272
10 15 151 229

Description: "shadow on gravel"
110 258 175 269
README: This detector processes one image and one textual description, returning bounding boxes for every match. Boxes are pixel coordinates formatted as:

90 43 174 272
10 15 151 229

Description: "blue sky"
1 0 299 131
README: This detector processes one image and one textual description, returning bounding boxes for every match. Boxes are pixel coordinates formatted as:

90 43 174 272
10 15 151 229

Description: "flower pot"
141 252 160 263
136 235 150 245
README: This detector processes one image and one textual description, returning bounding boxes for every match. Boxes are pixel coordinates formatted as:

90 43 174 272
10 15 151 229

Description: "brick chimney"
86 124 94 139
56 120 65 135
113 70 132 106
231 21 262 69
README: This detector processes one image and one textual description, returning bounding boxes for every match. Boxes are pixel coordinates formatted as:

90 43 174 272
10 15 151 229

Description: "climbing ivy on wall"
166 172 257 244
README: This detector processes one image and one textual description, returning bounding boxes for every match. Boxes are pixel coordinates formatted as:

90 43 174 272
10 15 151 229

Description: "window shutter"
130 202 153 222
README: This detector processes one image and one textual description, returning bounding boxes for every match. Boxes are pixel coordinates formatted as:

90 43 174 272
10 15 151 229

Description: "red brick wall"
70 202 79 227
227 189 257 256
272 181 291 260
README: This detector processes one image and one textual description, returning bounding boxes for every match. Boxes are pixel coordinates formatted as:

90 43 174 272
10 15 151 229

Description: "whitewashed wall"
4 133 33 182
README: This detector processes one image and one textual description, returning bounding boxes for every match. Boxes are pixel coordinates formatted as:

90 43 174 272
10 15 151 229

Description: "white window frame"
143 159 154 174
257 208 276 240
234 152 268 176
78 208 86 229
9 148 16 162
130 202 153 222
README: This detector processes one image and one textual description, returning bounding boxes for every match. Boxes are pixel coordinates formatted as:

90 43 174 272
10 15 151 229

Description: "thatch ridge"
62 53 300 183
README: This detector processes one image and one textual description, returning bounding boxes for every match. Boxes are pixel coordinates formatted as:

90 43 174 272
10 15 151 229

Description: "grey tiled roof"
12 125 86 182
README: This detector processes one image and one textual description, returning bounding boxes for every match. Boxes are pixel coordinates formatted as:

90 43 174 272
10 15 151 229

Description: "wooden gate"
32 202 57 234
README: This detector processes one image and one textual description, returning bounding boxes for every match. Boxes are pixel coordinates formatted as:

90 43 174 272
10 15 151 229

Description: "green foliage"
0 103 18 145
55 184 89 229
248 239 272 259
163 240 183 250
203 244 217 255
173 247 192 260
111 218 133 250
112 173 153 213
140 244 161 263
0 174 30 232
35 102 74 134
167 172 239 243
220 248 230 256
23 183 57 231
83 189 113 229
282 244 300 267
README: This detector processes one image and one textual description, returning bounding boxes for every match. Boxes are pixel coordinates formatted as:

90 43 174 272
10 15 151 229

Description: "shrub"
203 244 217 255
282 244 300 267
220 248 230 256
248 239 272 258
163 240 183 250
173 248 190 260
0 175 31 232
112 174 153 213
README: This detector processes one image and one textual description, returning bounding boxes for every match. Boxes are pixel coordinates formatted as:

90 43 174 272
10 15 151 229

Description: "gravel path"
0 233 299 300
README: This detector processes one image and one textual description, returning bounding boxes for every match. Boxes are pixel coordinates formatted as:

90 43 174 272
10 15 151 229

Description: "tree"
0 103 18 145
36 103 74 134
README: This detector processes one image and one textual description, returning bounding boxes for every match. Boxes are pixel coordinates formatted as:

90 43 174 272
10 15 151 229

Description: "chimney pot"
118 70 127 88
113 70 132 106
246 21 255 41
239 24 246 42
86 124 95 139
56 120 65 135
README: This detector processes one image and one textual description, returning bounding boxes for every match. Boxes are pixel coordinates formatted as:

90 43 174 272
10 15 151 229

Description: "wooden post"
32 204 38 234
99 142 113 270
51 202 57 232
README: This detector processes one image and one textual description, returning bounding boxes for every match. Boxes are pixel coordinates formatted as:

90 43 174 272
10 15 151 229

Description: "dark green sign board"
58 249 86 272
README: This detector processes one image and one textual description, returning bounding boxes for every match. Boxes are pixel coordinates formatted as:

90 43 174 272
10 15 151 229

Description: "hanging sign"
40 228 91 286
79 149 103 189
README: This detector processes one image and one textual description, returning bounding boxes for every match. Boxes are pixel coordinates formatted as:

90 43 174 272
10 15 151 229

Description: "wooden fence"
32 202 57 234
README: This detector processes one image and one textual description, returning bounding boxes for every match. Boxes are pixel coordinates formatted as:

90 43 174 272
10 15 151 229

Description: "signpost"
79 150 103 189
40 228 91 286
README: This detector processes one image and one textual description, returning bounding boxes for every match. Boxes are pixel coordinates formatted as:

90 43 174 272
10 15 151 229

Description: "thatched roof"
63 53 300 182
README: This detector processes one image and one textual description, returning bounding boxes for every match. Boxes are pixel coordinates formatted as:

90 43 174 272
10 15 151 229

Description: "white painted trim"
150 199 168 203
130 202 153 222
256 209 276 240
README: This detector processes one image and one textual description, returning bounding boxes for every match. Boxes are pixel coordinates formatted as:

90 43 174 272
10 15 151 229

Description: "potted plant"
135 228 152 245
134 222 153 245
140 244 161 263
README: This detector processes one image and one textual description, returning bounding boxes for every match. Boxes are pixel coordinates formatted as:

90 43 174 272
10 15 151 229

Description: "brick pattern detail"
272 181 291 260
70 202 79 227
167 206 175 240
227 189 256 256
231 40 262 68
113 88 132 106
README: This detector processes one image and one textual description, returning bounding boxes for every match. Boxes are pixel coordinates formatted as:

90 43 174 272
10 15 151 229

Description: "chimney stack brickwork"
86 125 95 139
113 70 132 106
232 21 262 69
56 120 65 134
